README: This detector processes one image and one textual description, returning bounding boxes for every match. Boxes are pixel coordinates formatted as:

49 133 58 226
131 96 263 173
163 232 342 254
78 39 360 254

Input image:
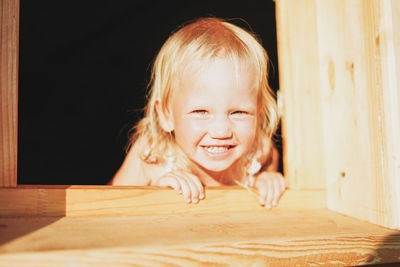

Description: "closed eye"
230 110 254 119
189 109 209 118
193 110 208 115
231 110 248 115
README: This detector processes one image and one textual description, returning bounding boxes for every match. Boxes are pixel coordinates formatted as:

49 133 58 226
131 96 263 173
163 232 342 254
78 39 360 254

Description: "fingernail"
185 198 191 203
199 193 205 199
259 199 265 205
192 198 199 204
272 201 277 207
265 204 271 209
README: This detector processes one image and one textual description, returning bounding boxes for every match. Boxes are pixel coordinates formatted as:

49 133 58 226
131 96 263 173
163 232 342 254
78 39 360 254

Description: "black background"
18 0 280 185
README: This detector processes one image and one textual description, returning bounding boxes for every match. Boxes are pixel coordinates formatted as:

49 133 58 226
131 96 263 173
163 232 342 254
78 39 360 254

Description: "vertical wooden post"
0 0 19 187
275 0 326 189
316 0 400 230
276 0 400 229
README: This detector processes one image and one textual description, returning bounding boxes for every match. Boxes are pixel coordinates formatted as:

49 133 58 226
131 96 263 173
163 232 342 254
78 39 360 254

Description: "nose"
209 115 233 139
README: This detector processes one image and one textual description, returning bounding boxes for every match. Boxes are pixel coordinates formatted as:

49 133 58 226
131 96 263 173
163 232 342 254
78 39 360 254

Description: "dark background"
18 0 280 185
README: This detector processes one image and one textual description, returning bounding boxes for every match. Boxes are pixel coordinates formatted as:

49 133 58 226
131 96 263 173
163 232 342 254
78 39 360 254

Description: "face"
166 58 258 177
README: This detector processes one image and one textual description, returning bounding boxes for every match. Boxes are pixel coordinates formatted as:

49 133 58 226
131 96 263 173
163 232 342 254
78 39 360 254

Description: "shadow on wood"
0 187 399 266
0 186 66 249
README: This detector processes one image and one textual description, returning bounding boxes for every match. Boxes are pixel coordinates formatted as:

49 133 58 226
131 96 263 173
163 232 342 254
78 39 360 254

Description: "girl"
111 17 286 208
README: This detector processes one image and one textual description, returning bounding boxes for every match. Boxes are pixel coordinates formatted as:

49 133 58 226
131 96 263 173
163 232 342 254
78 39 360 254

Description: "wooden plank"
0 186 325 217
0 0 19 187
275 0 326 189
315 0 400 230
0 187 398 265
276 0 400 229
0 209 399 266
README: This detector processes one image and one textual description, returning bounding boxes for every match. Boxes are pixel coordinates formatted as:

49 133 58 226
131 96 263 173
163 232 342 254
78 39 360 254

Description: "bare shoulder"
110 137 166 185
258 136 279 172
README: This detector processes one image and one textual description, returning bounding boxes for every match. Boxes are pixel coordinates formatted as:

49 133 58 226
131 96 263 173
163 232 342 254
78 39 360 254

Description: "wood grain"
0 209 399 266
315 0 400 230
276 0 400 230
0 0 19 187
0 187 398 265
0 186 325 217
275 0 326 189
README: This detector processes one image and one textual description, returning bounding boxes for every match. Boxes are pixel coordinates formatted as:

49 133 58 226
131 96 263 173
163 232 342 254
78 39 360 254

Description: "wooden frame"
279 0 400 230
2 186 400 266
1 0 400 265
0 0 18 188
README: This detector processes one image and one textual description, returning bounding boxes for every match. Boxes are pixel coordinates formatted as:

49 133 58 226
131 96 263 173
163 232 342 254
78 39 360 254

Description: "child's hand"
153 170 205 204
254 172 286 209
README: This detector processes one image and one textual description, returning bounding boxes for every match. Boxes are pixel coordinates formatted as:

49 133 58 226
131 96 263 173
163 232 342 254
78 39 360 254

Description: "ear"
155 99 174 132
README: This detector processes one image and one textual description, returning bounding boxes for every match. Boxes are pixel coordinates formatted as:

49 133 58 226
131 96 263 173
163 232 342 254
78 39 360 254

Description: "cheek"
173 118 207 147
234 119 257 144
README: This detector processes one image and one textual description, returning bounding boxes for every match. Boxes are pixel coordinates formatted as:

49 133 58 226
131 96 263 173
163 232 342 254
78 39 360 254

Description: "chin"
196 160 236 173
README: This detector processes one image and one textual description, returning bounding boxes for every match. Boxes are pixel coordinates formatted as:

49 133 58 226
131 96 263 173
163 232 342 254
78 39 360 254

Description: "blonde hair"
130 17 279 175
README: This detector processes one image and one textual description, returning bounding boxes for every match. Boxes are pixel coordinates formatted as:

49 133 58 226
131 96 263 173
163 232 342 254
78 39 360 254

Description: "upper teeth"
204 146 228 153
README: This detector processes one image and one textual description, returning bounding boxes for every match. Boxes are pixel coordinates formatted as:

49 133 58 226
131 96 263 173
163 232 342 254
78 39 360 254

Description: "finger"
188 173 205 200
177 177 192 203
157 176 182 194
257 179 268 206
181 174 201 204
280 177 287 191
272 177 282 207
265 179 274 209
277 177 287 203
187 178 200 204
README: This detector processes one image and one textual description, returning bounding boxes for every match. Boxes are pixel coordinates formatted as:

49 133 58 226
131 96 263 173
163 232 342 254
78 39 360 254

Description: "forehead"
171 58 257 106
177 57 256 92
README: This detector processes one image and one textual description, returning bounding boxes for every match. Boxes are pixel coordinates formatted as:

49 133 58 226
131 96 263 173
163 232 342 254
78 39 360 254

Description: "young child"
111 17 286 208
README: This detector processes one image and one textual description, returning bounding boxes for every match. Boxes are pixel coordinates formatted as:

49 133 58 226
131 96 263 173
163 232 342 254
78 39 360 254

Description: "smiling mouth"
202 145 234 154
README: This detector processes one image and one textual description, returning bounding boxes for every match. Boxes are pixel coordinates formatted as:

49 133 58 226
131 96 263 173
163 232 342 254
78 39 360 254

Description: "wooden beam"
0 0 19 187
1 203 399 265
0 186 325 217
275 0 326 189
315 0 400 230
276 0 400 230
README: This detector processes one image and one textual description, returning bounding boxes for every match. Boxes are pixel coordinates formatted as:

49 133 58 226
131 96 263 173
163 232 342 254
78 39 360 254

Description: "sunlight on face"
169 58 258 180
